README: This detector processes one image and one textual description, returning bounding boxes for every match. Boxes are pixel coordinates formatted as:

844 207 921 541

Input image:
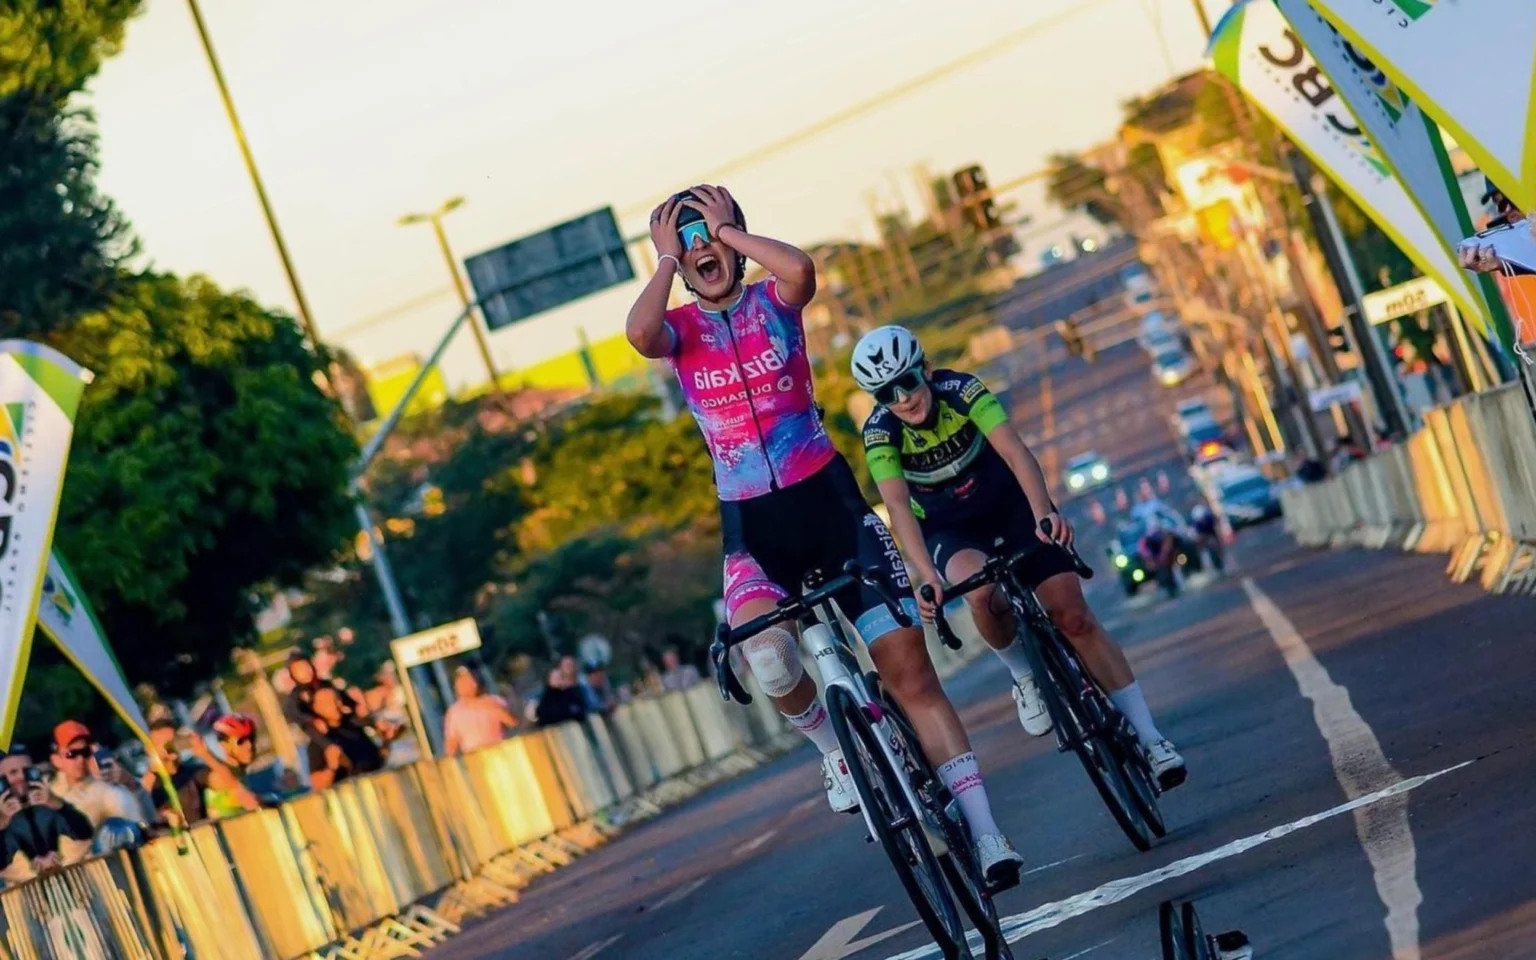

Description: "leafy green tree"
52 274 358 694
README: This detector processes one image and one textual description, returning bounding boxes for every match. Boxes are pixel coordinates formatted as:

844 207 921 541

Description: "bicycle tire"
1182 900 1214 959
1159 900 1189 960
827 685 965 956
1033 624 1154 852
872 680 1012 959
1111 719 1168 838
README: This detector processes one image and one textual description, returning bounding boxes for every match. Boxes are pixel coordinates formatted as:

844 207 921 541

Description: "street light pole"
399 197 502 391
185 0 321 347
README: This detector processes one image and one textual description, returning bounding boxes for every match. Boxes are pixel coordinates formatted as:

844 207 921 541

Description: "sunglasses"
678 220 710 250
225 736 254 747
61 747 94 760
873 368 927 406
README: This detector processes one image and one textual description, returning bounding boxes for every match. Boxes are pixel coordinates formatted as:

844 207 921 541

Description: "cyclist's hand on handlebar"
914 571 945 622
1039 511 1074 549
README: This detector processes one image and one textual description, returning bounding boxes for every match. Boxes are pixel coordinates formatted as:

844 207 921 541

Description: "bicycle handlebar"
708 560 915 704
927 520 1094 642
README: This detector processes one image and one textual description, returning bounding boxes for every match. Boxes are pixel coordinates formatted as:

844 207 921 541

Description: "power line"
616 0 1117 219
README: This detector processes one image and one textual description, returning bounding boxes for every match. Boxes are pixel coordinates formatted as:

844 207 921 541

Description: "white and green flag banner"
1276 0 1517 355
37 551 152 743
1302 0 1536 216
0 342 93 746
1209 1 1489 340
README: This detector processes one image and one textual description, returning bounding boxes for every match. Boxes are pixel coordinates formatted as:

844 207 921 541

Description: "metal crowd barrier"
0 671 806 959
1281 382 1536 595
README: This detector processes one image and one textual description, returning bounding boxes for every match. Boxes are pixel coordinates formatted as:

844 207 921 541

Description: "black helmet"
672 190 747 293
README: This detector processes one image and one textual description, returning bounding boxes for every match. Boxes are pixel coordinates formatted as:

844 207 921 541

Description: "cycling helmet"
673 189 747 289
212 714 257 740
851 325 925 391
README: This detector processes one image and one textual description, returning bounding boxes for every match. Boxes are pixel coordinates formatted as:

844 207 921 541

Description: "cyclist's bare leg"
1033 572 1169 747
943 549 1015 650
870 625 971 761
730 597 824 746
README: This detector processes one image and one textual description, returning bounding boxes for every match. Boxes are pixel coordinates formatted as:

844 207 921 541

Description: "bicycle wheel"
1159 900 1190 960
1035 628 1154 852
1182 900 1214 959
873 681 1013 959
827 685 965 956
1108 714 1167 838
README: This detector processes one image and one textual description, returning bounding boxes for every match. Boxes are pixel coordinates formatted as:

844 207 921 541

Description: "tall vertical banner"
1209 2 1489 341
37 552 152 742
1300 0 1536 216
1275 0 1519 357
0 342 93 745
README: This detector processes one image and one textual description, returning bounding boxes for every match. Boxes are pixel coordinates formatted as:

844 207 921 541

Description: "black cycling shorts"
924 469 1077 590
721 455 916 641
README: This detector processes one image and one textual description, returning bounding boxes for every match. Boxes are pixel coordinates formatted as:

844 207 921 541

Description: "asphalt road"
433 307 1536 959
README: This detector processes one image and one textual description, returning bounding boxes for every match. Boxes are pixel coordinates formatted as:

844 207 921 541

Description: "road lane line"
799 908 922 960
1243 578 1425 960
734 829 778 857
652 875 711 911
881 761 1472 960
569 934 622 960
1022 853 1086 876
795 796 823 814
1061 938 1118 959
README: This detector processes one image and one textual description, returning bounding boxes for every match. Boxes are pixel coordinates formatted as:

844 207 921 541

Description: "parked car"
1174 397 1212 425
1063 451 1111 494
1153 348 1198 386
1211 466 1283 527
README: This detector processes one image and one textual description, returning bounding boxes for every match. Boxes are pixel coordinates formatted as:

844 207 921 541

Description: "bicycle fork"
803 620 938 852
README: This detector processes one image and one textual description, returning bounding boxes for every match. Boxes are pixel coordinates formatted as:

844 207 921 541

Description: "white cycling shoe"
974 833 1024 890
822 750 860 814
1012 677 1053 737
1144 739 1188 790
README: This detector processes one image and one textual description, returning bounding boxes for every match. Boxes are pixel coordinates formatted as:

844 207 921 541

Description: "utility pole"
399 197 503 391
186 0 322 349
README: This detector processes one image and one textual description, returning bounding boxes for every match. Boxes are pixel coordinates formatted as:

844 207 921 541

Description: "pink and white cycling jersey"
665 278 837 501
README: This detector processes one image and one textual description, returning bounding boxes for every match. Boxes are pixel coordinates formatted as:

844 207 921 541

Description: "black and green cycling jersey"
861 369 1013 521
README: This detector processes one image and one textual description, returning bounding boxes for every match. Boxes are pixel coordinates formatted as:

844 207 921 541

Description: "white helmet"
851 325 925 392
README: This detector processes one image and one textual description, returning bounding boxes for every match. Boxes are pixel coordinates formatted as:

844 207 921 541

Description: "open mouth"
694 253 723 284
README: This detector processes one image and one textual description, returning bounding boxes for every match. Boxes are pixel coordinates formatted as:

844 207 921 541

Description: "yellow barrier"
1283 382 1536 595
0 675 802 958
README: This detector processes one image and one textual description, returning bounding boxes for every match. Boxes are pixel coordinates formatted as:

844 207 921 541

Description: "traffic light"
953 164 1019 258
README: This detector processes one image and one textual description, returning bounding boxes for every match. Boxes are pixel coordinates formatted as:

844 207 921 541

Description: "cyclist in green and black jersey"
853 325 1186 788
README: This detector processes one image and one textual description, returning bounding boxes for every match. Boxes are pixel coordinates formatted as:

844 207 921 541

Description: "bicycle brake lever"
709 626 753 705
920 585 962 650
861 568 915 630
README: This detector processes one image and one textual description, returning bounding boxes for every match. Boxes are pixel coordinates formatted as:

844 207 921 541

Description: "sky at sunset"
88 0 1219 388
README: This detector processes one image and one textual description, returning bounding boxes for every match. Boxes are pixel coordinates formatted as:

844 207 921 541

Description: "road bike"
930 533 1171 852
1160 899 1253 960
711 562 1013 960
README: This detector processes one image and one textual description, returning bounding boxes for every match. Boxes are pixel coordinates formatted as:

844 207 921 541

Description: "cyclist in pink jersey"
626 185 1024 887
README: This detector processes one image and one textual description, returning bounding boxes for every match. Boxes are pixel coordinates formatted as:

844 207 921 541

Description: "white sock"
989 639 1036 685
937 752 1002 838
1109 681 1165 747
785 700 839 756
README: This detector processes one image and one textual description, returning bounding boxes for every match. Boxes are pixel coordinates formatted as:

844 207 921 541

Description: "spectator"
202 715 264 818
49 721 143 863
659 644 701 692
0 747 92 883
534 657 589 727
141 719 212 827
306 686 385 791
581 661 615 715
95 745 156 826
443 666 519 756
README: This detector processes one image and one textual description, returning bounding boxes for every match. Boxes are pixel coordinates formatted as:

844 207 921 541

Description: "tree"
1046 152 1121 227
51 274 358 694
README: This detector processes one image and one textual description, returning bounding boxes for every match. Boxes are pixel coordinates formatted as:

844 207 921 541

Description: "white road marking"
652 875 711 910
881 761 1471 960
1243 578 1425 960
734 829 778 857
795 796 823 814
798 907 923 960
1023 853 1086 876
569 934 622 960
1061 938 1118 959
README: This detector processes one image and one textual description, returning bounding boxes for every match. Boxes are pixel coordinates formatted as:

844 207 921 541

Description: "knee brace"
732 627 804 698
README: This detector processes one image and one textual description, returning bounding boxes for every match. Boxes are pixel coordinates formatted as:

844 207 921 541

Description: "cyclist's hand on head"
1039 510 1074 549
913 568 945 623
650 197 683 260
685 184 739 239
